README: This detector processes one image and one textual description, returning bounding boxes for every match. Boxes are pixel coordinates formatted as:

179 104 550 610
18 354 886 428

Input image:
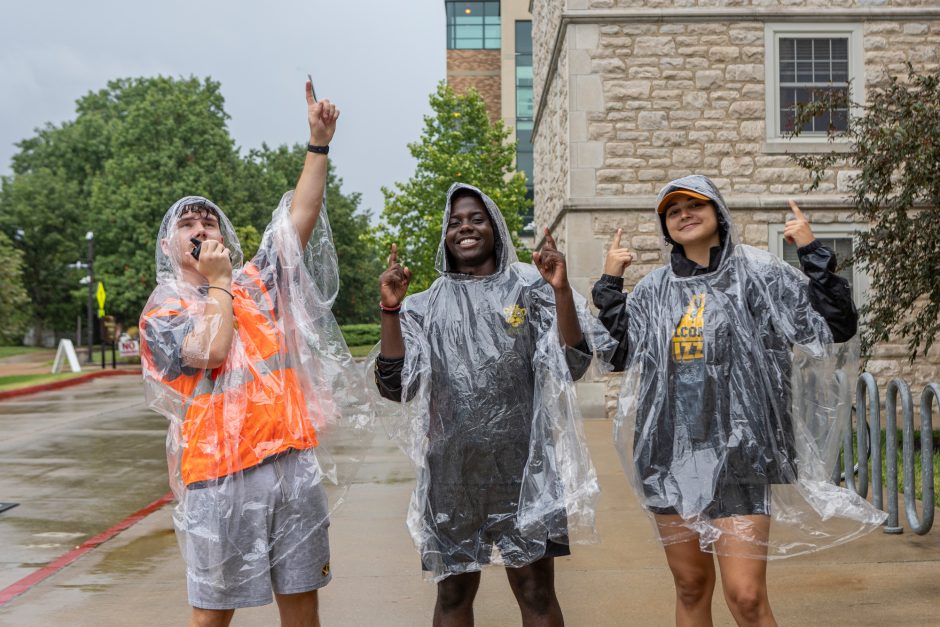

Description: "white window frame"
767 223 869 310
763 23 865 154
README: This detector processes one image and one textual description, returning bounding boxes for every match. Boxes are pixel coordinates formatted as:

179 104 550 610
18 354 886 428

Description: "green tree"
242 144 383 324
379 82 532 292
0 231 31 343
0 104 110 337
789 66 940 359
87 76 242 320
1 75 378 333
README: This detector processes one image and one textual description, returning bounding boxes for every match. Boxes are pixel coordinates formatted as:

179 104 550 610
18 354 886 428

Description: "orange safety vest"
141 262 319 486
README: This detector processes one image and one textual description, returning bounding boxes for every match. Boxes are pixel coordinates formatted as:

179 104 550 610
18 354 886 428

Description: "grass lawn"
348 344 375 359
0 372 86 392
846 429 940 505
0 346 48 359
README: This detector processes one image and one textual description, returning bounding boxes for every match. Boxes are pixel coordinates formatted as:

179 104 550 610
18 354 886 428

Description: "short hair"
176 200 220 222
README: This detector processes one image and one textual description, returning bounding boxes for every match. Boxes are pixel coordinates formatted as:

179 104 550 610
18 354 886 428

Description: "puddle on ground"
90 527 176 577
33 531 85 540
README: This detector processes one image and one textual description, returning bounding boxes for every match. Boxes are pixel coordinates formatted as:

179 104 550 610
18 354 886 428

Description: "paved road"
1 377 939 626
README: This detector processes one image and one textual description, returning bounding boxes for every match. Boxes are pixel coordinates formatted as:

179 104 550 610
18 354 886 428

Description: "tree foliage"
789 66 940 360
0 231 31 343
379 82 532 293
0 76 380 341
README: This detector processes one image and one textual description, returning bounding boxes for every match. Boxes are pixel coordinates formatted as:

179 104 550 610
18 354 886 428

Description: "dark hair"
176 200 220 222
658 200 729 247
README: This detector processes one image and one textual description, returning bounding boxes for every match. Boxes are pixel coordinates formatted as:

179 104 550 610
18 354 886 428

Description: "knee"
725 584 766 621
190 608 234 627
508 571 555 614
436 579 476 613
673 570 714 608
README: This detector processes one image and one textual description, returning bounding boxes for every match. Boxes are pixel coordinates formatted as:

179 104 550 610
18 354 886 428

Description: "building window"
446 1 500 50
515 20 534 235
768 224 868 308
764 24 863 143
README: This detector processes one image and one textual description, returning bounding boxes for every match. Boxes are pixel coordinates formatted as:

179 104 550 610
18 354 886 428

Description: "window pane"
832 60 848 82
797 61 814 82
832 38 848 61
795 39 813 61
516 21 533 54
812 39 832 61
776 35 851 136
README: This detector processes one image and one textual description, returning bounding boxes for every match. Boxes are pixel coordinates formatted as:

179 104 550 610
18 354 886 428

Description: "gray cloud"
0 0 446 220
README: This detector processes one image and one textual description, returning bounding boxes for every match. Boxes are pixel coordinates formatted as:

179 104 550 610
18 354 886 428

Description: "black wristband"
307 144 329 155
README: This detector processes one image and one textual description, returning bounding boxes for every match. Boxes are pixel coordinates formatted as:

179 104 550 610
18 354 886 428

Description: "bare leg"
434 571 481 627
656 514 716 627
275 589 320 627
713 515 777 627
188 608 235 627
505 557 564 626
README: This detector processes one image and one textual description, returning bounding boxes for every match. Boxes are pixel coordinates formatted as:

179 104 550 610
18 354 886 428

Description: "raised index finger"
611 227 623 250
387 243 398 267
543 227 557 251
305 79 315 106
788 199 807 221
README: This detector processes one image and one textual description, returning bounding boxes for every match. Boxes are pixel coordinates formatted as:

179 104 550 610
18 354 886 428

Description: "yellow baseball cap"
657 189 711 214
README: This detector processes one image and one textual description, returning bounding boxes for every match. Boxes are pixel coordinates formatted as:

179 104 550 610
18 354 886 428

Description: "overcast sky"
0 0 446 220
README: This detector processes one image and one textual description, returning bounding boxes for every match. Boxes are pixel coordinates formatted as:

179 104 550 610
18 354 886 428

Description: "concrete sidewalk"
1 377 939 626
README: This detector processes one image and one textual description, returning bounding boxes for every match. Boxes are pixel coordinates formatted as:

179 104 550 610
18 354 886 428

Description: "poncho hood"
435 182 517 275
656 175 736 271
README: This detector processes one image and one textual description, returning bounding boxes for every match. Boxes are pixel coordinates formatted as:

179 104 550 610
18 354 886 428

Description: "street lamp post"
86 232 94 363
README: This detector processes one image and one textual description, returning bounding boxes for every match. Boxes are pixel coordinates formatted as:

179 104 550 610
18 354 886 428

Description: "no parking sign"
118 334 140 357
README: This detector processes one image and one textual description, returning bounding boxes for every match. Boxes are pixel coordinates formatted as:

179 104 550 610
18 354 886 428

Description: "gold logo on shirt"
672 294 706 362
321 562 331 577
503 304 527 328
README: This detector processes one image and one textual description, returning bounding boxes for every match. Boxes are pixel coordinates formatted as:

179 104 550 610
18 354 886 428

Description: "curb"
0 369 140 401
0 491 174 606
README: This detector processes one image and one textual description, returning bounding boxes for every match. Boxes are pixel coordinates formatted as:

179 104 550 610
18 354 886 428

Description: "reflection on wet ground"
0 377 168 590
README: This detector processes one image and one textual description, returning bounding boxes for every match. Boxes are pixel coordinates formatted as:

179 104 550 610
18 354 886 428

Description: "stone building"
529 1 940 414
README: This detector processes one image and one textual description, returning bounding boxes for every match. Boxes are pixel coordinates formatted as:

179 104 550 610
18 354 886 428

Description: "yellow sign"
96 282 106 317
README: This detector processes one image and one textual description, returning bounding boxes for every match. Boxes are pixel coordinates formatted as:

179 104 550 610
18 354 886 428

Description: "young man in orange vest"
140 82 343 627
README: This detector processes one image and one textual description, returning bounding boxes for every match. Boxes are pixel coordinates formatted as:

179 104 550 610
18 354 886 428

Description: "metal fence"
836 373 938 534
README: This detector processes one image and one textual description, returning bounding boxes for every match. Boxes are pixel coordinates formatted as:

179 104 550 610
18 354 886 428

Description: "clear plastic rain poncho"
604 175 886 557
371 183 616 581
140 193 372 591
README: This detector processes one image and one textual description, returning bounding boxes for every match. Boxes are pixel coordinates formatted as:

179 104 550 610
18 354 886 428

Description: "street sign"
118 334 140 357
51 339 82 374
96 281 106 317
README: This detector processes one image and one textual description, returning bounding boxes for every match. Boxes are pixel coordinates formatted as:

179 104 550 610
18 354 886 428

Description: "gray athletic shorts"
179 448 332 610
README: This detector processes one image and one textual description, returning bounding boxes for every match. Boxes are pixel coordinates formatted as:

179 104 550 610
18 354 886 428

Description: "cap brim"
657 190 711 214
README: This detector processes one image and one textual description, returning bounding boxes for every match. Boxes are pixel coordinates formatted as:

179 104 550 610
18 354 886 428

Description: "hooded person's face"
160 206 225 277
445 194 497 273
662 195 720 249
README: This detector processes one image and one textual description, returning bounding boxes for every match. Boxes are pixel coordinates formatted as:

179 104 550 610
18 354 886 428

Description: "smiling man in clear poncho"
372 183 614 625
139 84 369 627
593 175 886 625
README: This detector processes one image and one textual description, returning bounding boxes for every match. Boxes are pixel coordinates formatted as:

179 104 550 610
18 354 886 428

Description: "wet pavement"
1 376 939 625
